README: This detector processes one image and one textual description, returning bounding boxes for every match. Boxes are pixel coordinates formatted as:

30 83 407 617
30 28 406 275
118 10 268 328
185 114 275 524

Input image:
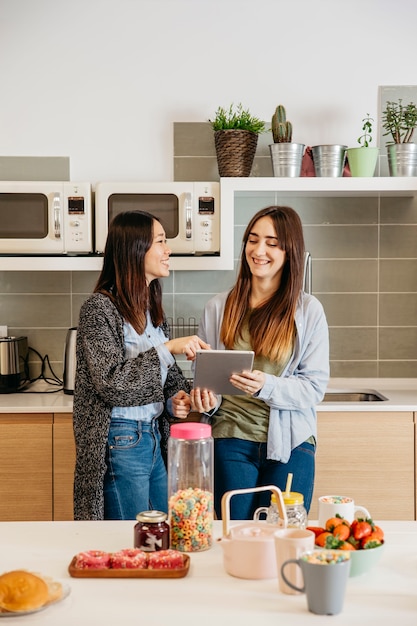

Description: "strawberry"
306 526 326 539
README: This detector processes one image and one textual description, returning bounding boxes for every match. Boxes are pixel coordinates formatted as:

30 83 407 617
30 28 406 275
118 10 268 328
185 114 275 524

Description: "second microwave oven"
94 181 220 256
0 181 93 255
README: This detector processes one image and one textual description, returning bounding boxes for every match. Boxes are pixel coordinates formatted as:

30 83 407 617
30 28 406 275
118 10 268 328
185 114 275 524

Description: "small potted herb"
209 103 265 177
347 113 379 177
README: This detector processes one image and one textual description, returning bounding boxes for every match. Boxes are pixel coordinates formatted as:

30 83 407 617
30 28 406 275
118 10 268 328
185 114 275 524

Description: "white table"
0 520 416 625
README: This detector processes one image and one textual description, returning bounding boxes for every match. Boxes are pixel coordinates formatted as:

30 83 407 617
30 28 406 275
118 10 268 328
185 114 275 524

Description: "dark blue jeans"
214 438 315 520
103 418 168 520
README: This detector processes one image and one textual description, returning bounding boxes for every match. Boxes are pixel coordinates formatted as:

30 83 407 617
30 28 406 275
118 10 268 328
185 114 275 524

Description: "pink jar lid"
170 422 212 439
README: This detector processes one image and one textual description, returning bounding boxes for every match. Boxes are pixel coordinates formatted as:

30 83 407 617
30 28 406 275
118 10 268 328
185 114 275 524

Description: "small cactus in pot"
269 104 304 177
271 104 293 143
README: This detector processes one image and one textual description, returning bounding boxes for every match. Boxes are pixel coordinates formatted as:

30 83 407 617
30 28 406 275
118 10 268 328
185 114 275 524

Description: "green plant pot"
347 147 379 177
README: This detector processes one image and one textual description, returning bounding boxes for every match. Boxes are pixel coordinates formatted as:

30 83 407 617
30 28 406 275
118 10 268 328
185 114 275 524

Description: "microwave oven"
0 181 93 255
94 181 220 257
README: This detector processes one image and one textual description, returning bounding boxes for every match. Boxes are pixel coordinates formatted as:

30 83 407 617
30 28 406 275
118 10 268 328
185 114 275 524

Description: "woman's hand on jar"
171 390 192 419
190 388 217 413
229 369 265 395
165 336 211 360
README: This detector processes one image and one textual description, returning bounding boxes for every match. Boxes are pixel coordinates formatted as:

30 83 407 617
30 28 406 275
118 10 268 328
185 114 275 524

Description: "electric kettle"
0 336 29 393
63 327 77 395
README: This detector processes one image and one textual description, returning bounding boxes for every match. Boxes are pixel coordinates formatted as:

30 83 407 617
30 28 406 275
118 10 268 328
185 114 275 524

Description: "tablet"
193 349 255 395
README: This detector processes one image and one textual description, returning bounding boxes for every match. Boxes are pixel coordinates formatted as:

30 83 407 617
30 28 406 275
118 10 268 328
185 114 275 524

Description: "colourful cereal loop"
168 487 213 552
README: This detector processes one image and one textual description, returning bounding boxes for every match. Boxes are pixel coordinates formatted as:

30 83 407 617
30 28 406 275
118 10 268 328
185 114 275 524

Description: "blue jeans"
214 438 315 520
103 418 168 520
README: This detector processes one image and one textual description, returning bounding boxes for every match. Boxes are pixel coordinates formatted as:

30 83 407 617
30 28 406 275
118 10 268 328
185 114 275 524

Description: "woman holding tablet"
190 205 329 520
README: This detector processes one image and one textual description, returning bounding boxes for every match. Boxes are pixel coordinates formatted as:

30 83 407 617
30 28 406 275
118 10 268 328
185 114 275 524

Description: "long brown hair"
94 211 164 333
221 206 305 362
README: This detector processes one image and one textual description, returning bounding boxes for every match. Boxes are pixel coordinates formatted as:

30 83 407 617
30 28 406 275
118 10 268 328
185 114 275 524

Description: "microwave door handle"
53 193 61 239
184 192 192 239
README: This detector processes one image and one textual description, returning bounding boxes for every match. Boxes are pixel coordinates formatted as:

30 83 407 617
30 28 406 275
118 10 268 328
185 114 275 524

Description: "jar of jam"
134 510 170 551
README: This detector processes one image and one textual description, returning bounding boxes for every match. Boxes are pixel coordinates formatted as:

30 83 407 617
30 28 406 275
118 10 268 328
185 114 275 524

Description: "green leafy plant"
357 113 374 148
382 99 417 144
209 103 265 134
271 104 293 143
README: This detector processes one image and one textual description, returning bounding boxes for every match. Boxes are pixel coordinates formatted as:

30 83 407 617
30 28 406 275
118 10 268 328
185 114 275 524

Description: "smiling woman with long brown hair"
190 205 329 520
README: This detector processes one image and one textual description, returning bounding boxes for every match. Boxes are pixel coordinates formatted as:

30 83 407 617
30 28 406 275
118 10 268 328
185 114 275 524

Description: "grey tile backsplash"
1 126 417 381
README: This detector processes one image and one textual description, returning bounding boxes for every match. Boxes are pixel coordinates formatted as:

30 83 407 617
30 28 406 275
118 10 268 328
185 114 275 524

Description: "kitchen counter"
0 519 416 625
0 380 73 413
319 377 417 412
0 378 416 413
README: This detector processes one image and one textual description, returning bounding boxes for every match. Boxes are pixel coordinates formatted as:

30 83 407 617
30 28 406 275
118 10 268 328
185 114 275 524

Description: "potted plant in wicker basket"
347 113 379 177
209 103 265 177
269 105 305 177
382 99 417 176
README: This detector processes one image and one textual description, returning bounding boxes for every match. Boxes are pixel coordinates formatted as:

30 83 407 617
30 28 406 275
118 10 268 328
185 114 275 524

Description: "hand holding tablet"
193 349 255 395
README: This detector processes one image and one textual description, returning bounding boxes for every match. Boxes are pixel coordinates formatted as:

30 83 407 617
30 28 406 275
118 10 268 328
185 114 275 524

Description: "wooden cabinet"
310 411 415 521
53 413 76 520
0 413 76 522
0 414 53 521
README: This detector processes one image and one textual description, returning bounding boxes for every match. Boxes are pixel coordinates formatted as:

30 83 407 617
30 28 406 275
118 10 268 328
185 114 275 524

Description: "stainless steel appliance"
0 181 93 254
0 336 29 393
63 327 77 395
94 181 220 257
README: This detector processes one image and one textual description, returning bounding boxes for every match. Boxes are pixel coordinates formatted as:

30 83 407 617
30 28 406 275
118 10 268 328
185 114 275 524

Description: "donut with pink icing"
147 549 185 569
74 550 111 569
110 549 148 569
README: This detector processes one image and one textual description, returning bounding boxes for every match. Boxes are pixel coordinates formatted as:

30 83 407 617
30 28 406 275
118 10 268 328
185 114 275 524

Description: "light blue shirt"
111 313 175 422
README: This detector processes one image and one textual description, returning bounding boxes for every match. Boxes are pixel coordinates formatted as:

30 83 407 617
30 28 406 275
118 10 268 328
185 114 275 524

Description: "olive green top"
212 318 293 442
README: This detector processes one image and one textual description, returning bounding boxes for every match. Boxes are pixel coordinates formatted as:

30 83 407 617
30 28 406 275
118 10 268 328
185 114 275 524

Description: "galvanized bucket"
269 143 305 177
387 143 417 176
312 144 347 177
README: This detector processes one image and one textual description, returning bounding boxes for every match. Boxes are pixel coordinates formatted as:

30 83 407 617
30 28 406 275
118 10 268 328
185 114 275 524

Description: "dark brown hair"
94 211 164 333
221 206 305 362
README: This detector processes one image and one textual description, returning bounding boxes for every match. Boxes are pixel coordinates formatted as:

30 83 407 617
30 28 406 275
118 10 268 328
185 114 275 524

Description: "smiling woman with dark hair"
73 211 211 521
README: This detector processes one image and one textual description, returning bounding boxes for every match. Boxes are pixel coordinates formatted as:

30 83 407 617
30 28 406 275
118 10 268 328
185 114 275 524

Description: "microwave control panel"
62 182 93 253
191 182 220 253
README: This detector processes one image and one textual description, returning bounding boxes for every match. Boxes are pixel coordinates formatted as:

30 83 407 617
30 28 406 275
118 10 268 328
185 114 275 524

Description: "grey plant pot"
269 143 305 177
311 145 347 177
387 143 417 176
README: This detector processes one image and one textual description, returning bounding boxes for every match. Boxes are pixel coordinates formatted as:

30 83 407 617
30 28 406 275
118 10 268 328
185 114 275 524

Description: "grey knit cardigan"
73 292 190 520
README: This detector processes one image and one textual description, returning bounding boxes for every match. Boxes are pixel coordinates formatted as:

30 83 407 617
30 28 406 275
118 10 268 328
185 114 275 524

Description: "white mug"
274 528 315 594
318 495 370 529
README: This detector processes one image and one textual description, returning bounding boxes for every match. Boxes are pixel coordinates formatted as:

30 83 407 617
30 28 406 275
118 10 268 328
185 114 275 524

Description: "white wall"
1 0 416 183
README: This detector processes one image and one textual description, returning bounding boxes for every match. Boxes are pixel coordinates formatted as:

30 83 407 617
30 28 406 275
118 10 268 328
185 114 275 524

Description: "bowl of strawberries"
307 515 385 577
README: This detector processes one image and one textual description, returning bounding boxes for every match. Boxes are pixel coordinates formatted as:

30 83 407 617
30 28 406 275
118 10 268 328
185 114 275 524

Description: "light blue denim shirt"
111 313 175 422
197 291 330 463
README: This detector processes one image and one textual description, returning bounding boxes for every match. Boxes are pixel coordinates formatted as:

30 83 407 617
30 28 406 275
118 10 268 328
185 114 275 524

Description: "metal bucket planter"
312 144 347 177
269 143 305 177
387 143 417 176
347 147 379 177
214 129 259 177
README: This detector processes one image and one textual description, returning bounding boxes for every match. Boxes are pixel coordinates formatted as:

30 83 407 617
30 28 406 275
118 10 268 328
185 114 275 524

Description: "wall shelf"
0 253 234 272
220 176 417 202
